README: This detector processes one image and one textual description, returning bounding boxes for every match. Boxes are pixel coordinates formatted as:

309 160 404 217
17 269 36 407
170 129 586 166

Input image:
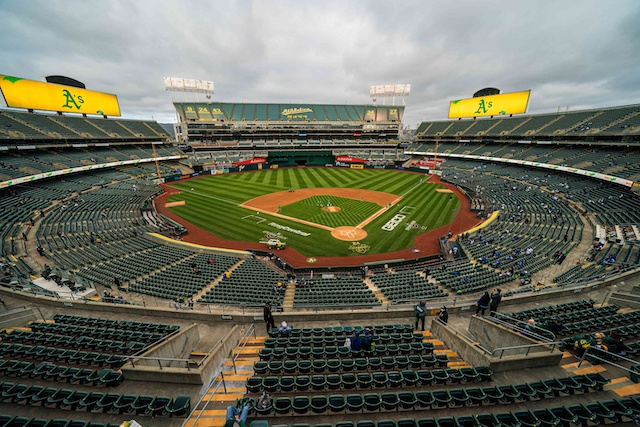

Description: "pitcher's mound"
322 206 342 212
331 226 368 241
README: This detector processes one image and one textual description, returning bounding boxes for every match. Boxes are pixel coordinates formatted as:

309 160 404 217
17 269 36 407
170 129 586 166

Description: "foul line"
239 204 335 232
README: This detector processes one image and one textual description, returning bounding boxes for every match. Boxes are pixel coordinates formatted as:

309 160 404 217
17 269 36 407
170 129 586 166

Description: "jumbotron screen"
448 90 531 119
0 74 121 116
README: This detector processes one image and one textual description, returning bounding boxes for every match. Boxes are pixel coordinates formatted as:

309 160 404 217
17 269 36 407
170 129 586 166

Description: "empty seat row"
0 343 126 368
28 322 168 343
0 330 147 354
249 397 640 427
246 367 493 393
248 373 609 416
258 343 435 361
0 382 189 418
268 324 414 338
0 359 123 387
0 414 120 427
253 355 449 375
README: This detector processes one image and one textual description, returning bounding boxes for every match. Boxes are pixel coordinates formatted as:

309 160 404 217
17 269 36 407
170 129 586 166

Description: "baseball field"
165 168 460 257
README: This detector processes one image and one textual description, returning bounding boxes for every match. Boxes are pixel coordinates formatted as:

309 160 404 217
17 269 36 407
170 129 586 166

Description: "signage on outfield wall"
448 90 531 119
0 74 121 116
0 156 183 188
233 157 267 166
350 164 365 169
336 156 367 163
405 150 634 188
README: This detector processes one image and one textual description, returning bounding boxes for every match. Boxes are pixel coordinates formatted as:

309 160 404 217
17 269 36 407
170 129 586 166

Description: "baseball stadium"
2 72 640 427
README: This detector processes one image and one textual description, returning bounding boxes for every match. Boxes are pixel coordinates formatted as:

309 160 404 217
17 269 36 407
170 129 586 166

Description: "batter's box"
399 206 416 215
242 214 266 224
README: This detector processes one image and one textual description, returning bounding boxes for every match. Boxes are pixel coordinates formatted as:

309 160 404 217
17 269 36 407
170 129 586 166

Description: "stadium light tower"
163 77 215 102
370 84 411 106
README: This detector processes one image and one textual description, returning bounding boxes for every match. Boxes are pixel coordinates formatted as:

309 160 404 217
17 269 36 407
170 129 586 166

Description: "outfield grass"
278 196 380 227
167 168 460 257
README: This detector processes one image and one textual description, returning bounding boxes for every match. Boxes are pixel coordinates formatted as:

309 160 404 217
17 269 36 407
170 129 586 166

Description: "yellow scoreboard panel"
448 90 530 119
0 74 121 116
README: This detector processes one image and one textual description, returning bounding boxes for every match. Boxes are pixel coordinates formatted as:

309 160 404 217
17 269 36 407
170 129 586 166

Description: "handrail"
490 341 563 359
229 324 256 374
489 313 557 342
579 345 640 372
183 367 228 427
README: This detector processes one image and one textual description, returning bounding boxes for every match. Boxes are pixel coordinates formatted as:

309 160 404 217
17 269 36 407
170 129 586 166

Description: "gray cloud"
0 0 639 128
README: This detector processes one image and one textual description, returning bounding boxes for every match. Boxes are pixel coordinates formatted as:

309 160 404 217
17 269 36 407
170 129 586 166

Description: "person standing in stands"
490 289 502 314
351 330 363 352
361 328 374 352
414 300 427 331
263 302 275 333
438 306 449 324
476 292 490 316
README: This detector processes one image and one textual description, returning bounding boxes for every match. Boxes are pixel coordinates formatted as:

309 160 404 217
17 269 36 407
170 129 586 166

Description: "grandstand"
3 86 640 426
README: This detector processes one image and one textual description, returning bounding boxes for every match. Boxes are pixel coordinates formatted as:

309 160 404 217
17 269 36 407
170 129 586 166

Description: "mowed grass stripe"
292 168 313 188
168 169 462 257
312 168 341 188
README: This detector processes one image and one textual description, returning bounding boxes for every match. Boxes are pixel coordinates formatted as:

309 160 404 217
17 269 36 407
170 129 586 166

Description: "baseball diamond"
160 167 479 266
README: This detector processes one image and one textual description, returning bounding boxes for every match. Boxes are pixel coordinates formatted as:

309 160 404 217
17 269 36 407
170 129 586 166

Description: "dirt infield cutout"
241 188 399 240
322 206 342 212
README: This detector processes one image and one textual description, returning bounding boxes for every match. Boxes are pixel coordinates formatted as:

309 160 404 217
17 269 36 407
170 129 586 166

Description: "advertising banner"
0 74 121 116
448 90 530 119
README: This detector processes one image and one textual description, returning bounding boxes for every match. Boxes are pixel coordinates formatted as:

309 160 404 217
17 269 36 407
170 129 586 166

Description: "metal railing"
578 345 640 374
490 313 557 342
442 316 562 358
228 323 256 374
183 324 255 427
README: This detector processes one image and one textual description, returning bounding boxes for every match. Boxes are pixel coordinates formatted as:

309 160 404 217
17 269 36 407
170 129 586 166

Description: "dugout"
268 150 334 167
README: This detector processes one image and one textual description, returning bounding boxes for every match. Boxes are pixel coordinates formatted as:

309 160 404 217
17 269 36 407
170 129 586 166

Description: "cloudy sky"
1 0 640 128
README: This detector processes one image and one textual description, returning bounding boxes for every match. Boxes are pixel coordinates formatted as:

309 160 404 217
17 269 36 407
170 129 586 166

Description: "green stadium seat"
363 393 382 411
310 395 328 413
380 392 400 411
567 404 598 425
342 373 357 389
401 370 418 386
432 390 452 408
585 402 618 424
346 394 364 412
531 408 562 427
528 381 553 399
95 393 120 413
357 373 373 389
497 385 521 403
449 388 470 407
513 410 542 427
549 406 579 426
60 390 89 411
295 375 310 391
280 376 295 392
292 395 310 414
495 412 521 427
274 397 292 414
373 372 388 388
327 374 342 390
77 392 106 412
514 383 537 401
398 391 417 409
263 376 279 393
329 394 347 412
481 386 504 405
131 395 156 415
388 371 403 388
465 387 487 406
311 375 326 390
167 395 191 417
415 391 434 408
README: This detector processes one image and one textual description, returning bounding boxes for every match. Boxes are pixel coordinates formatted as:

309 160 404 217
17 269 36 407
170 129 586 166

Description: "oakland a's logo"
474 99 493 115
62 89 84 110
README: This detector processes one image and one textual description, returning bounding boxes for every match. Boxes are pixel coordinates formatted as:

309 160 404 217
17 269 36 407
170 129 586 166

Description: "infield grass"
167 168 460 257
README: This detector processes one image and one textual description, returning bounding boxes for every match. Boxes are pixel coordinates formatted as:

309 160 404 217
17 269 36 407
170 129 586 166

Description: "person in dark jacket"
489 289 503 314
361 328 374 352
263 303 275 333
351 330 363 351
415 300 427 331
476 292 490 316
438 306 449 324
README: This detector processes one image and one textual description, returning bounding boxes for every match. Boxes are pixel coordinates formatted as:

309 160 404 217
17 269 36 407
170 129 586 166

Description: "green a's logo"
62 89 84 110
474 99 493 115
